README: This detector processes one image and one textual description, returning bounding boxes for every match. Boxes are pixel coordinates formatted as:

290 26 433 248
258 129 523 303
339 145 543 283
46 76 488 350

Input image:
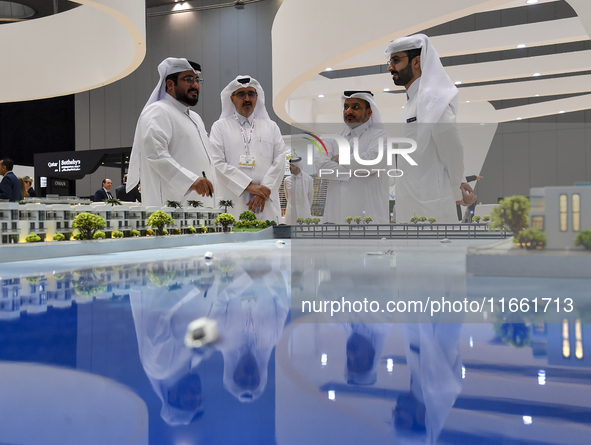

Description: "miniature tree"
482 215 491 223
472 215 481 223
162 229 169 235
574 229 591 250
215 213 236 231
166 200 182 209
53 233 65 241
188 226 197 234
147 210 174 236
104 198 122 206
73 212 107 240
304 217 313 225
219 199 234 213
345 217 353 224
363 216 373 224
409 216 418 223
111 231 124 238
173 228 182 235
93 231 106 239
418 216 427 222
26 233 41 243
145 229 155 236
296 218 304 225
257 220 268 229
130 230 140 237
187 200 203 208
353 216 362 224
516 228 546 250
239 210 257 221
201 225 208 233
489 195 529 237
428 217 436 224
312 217 321 224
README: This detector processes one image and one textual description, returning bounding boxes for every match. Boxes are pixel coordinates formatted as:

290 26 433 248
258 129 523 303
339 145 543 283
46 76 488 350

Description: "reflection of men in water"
130 261 218 425
209 253 289 402
393 323 462 443
345 324 390 385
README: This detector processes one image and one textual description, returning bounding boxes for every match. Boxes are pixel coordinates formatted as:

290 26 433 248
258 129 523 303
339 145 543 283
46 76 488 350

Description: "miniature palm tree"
166 200 183 209
363 216 372 224
72 212 107 240
219 199 234 213
104 198 122 206
187 200 203 208
147 210 174 236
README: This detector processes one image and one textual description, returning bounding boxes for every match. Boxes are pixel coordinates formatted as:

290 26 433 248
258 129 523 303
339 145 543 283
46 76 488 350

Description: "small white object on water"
185 317 219 348
381 238 387 242
204 251 214 259
440 238 451 243
275 239 286 246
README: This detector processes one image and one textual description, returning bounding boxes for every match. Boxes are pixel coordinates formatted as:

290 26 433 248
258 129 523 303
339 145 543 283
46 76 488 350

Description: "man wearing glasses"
127 57 214 207
209 76 286 221
385 34 476 223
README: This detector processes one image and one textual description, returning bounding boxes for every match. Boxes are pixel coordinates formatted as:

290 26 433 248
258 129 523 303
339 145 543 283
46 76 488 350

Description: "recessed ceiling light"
526 0 538 4
318 94 324 98
325 67 333 71
533 72 541 77
402 106 405 109
516 117 522 120
466 100 470 103
559 110 565 114
383 88 390 92
535 94 540 97
455 81 462 85
517 44 527 49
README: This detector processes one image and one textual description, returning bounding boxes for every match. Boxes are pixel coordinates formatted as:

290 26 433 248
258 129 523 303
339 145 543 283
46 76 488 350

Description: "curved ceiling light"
0 0 146 103
0 1 35 22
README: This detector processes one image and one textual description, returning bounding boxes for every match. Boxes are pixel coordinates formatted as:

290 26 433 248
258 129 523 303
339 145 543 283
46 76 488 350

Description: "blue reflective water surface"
0 239 589 445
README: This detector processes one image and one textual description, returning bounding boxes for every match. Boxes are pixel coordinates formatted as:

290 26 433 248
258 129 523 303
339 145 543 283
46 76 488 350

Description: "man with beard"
314 90 390 224
209 76 286 221
385 34 476 223
127 58 214 207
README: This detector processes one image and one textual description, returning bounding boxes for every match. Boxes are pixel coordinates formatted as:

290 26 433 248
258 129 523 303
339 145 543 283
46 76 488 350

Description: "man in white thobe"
284 157 314 224
209 76 287 222
315 90 390 224
127 57 214 207
385 34 476 223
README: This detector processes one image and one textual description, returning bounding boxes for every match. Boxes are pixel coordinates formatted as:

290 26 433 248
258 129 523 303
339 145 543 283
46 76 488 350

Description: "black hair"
102 178 110 185
0 157 14 171
405 48 422 63
166 60 202 87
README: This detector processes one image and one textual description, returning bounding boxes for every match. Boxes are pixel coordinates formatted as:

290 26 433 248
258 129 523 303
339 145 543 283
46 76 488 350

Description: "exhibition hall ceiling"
272 0 591 125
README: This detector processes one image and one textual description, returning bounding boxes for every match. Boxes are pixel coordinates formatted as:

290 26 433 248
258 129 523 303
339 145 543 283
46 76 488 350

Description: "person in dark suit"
115 174 141 202
0 158 22 202
93 178 113 202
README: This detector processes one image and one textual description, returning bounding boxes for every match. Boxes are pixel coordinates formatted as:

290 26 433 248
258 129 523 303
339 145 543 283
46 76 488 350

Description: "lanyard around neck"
234 114 257 155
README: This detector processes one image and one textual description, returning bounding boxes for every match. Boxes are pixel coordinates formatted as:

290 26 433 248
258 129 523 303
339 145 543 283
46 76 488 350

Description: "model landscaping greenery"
111 231 124 238
166 200 182 209
574 229 591 250
130 230 140 237
515 228 547 250
188 226 197 234
239 211 257 221
187 200 203 208
472 215 481 223
345 217 353 224
52 233 66 241
72 212 107 240
219 200 234 213
147 210 174 236
215 213 236 231
25 233 41 243
363 216 372 224
428 217 436 224
93 231 106 239
409 216 418 223
353 216 362 224
489 195 535 248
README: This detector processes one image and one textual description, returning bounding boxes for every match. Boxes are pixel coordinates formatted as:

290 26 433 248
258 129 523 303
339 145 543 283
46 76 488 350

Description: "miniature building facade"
530 185 591 249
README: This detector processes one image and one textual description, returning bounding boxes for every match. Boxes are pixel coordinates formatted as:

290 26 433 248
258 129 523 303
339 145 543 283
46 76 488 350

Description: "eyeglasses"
232 91 258 100
180 76 203 85
387 55 408 66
